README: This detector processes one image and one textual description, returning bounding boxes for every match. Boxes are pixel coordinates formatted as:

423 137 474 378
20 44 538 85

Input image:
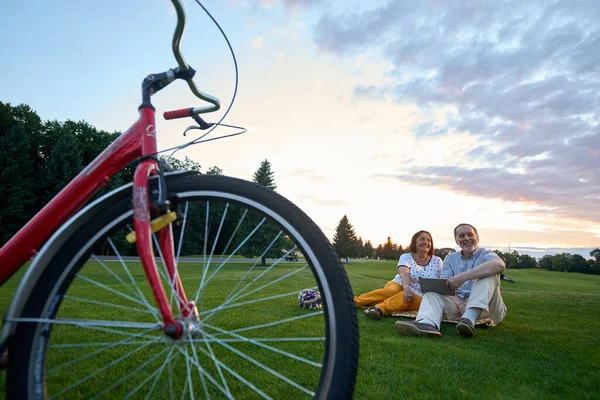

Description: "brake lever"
192 114 214 130
183 125 204 137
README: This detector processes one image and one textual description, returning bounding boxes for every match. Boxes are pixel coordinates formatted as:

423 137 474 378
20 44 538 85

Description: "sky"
1 0 599 259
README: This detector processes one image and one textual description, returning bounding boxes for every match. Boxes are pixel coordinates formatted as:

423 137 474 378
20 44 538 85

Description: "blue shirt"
441 247 500 299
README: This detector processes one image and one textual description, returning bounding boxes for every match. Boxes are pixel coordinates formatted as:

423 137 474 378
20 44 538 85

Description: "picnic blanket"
390 310 492 326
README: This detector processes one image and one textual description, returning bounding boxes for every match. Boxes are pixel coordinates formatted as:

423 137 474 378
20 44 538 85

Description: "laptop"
419 278 455 296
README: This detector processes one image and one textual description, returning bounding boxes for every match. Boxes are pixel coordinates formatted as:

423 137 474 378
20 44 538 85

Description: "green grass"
347 263 600 400
1 261 599 399
183 254 247 259
0 261 325 399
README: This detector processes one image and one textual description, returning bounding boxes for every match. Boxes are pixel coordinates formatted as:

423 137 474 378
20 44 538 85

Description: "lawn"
347 262 600 400
0 261 599 399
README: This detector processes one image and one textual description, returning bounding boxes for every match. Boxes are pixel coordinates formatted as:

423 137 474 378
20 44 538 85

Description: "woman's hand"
403 287 415 303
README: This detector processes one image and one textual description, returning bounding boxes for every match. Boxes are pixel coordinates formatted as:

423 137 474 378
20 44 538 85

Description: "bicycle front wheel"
7 174 358 399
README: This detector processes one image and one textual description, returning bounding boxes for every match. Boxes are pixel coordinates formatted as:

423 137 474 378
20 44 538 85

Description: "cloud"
314 0 600 226
258 0 277 8
476 226 600 248
353 85 388 101
250 36 264 48
298 194 348 206
281 0 321 12
285 169 327 181
379 163 600 223
247 0 322 12
492 246 596 259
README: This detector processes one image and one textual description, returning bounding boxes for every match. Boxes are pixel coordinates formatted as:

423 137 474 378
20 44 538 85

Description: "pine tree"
207 166 223 175
356 236 364 258
375 244 383 259
363 240 375 259
392 242 403 260
237 159 282 265
382 236 397 260
252 159 276 190
332 215 359 261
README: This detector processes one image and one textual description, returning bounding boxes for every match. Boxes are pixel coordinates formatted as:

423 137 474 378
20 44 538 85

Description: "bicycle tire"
6 174 358 399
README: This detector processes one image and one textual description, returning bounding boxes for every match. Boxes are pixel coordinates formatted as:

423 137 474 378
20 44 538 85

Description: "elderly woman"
354 230 443 320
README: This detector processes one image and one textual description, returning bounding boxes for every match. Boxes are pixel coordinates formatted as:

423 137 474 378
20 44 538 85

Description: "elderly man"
394 223 507 338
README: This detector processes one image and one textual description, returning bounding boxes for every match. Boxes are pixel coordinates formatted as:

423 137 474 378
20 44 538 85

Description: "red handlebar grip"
164 108 193 120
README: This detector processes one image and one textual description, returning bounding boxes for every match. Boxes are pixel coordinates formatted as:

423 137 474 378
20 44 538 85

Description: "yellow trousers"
354 281 422 315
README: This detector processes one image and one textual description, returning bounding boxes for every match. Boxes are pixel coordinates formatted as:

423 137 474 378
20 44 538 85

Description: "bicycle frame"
0 106 192 334
0 0 222 339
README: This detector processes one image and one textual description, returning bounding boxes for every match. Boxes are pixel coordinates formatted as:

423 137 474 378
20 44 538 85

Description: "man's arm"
440 254 455 278
447 257 505 290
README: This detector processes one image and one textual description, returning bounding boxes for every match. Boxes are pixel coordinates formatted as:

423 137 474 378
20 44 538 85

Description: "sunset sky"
2 0 599 258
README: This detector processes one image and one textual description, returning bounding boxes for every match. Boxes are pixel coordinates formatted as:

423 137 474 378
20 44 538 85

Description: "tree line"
537 250 600 275
332 214 600 275
332 214 455 261
0 101 290 264
494 249 600 275
4 101 598 274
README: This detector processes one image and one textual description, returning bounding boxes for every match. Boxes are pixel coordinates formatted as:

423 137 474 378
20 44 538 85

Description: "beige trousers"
416 275 506 328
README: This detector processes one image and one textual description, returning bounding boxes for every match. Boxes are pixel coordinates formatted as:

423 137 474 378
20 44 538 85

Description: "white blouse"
393 253 443 296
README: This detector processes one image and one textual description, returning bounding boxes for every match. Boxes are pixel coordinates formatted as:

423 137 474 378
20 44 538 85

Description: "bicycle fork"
132 160 198 339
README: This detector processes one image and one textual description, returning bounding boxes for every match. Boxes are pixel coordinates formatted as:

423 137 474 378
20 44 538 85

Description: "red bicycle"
0 1 358 398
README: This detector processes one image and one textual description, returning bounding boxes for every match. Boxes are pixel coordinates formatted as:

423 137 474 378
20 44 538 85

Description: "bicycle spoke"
201 333 232 398
203 322 322 367
63 294 153 315
175 201 189 265
62 323 161 341
210 311 324 337
139 347 177 400
198 202 229 313
204 264 309 322
215 233 288 314
176 345 230 398
7 317 160 330
179 337 326 344
91 254 139 298
48 328 158 374
220 208 248 256
75 273 160 316
220 252 266 304
234 265 309 302
193 217 266 303
202 331 315 397
183 347 194 400
168 349 176 400
93 346 171 399
108 238 160 323
191 340 272 400
49 339 161 399
212 246 293 316
49 340 157 349
202 289 310 319
229 248 292 299
197 201 212 307
174 202 190 310
187 333 212 400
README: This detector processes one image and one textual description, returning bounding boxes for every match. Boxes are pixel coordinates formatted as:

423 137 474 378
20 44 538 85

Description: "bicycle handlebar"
166 0 221 119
